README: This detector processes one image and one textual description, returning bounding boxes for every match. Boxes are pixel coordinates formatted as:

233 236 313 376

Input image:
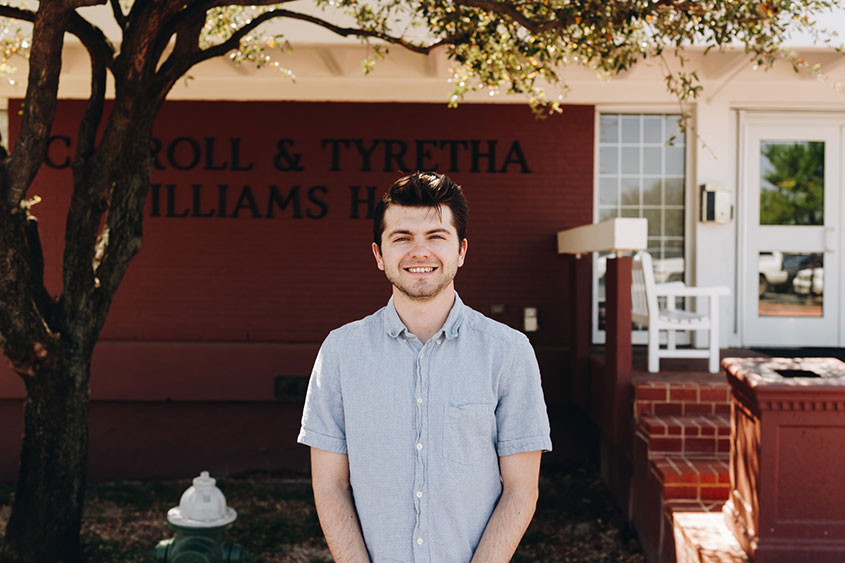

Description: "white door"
742 117 841 346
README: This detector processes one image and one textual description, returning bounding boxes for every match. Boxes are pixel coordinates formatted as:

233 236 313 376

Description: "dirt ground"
0 463 645 562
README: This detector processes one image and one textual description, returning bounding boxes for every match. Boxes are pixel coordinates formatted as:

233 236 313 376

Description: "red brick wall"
2 101 594 403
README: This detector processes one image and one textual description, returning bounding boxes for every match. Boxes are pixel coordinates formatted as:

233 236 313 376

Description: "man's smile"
405 266 437 273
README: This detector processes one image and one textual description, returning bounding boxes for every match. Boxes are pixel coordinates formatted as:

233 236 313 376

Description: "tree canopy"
0 0 841 114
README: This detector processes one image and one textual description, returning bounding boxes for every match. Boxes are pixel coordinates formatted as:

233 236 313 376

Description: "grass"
0 464 645 562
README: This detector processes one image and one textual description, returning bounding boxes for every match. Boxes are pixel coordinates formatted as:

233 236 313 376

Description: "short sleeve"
495 334 553 457
297 332 348 454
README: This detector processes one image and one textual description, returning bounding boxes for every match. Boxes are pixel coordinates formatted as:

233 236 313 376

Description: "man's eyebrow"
386 227 453 237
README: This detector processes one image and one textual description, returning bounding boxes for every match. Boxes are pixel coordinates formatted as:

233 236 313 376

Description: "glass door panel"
743 121 840 346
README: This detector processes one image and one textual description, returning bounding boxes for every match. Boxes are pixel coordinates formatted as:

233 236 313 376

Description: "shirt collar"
384 292 465 340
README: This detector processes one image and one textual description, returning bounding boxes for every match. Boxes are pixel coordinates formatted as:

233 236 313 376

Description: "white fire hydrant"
152 471 247 562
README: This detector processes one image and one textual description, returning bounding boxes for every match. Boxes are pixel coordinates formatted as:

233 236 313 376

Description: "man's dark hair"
373 171 468 249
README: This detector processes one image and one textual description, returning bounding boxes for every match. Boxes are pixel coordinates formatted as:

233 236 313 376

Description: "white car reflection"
793 267 823 296
758 251 788 296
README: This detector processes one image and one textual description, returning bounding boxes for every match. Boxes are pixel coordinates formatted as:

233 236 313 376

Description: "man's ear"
458 238 468 267
372 242 385 271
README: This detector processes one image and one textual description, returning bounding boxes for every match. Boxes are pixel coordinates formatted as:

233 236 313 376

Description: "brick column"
605 255 632 446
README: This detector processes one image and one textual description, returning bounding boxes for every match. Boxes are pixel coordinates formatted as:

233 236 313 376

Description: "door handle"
825 226 836 253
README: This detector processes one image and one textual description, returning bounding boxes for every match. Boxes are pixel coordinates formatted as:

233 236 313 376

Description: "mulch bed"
0 464 645 562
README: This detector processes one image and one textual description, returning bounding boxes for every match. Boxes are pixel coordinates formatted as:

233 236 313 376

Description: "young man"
298 172 552 563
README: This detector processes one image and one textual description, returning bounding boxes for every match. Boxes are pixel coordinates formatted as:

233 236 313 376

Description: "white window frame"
592 105 696 345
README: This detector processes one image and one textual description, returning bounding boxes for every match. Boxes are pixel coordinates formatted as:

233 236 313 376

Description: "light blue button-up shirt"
298 293 552 563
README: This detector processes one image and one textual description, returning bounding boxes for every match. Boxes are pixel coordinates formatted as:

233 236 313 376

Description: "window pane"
644 208 661 236
643 177 662 205
759 252 823 317
643 147 662 175
644 116 663 143
622 116 640 142
622 147 640 174
600 115 619 143
599 207 618 221
759 141 824 226
599 177 618 205
665 177 685 205
621 177 640 206
599 147 617 174
665 115 683 145
665 209 685 237
666 146 685 175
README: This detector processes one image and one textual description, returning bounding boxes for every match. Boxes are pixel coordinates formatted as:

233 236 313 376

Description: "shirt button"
419 352 424 359
415 443 423 451
437 339 443 344
416 397 423 405
416 537 424 546
416 491 423 498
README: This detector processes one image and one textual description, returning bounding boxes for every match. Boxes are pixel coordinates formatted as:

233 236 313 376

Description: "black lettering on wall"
45 135 71 169
470 140 497 173
232 186 261 218
217 185 229 217
230 138 254 171
383 140 408 172
166 184 189 217
150 138 165 171
438 140 468 172
168 137 202 171
500 140 532 173
150 184 162 216
192 184 216 217
352 139 379 172
267 185 302 218
349 185 377 219
203 138 228 171
306 186 328 219
415 140 439 171
322 139 350 171
274 138 304 171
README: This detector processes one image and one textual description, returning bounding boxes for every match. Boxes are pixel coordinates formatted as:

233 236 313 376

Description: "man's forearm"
313 483 370 562
471 487 538 563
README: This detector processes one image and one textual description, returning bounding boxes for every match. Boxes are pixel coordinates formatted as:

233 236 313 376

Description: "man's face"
372 204 467 302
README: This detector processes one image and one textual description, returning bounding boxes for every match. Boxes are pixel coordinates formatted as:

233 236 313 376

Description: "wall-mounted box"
700 184 732 223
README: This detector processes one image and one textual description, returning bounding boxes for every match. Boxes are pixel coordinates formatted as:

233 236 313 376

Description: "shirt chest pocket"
442 402 495 465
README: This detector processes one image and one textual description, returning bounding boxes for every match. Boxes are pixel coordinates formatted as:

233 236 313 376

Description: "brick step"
636 414 731 457
652 456 730 502
635 381 731 418
670 503 749 563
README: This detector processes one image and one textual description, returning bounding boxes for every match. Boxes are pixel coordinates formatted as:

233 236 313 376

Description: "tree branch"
153 6 452 101
0 210 57 378
74 23 110 159
453 0 563 33
110 0 127 29
0 5 35 24
23 214 54 324
4 3 73 209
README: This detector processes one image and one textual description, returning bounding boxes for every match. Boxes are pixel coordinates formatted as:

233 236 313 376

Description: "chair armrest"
653 284 730 297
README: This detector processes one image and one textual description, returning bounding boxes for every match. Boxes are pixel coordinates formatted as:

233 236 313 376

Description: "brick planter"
722 357 845 562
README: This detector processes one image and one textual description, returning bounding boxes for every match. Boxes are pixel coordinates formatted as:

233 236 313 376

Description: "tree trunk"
2 354 90 563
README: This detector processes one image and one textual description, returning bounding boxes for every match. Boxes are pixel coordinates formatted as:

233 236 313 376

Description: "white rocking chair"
631 251 730 373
